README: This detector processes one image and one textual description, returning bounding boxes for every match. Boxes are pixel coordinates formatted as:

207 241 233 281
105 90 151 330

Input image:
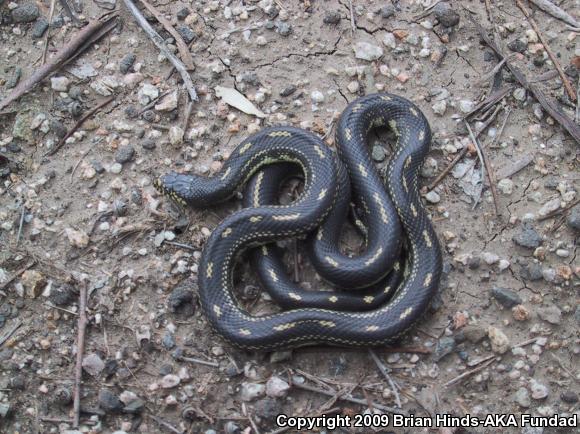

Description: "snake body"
155 93 442 350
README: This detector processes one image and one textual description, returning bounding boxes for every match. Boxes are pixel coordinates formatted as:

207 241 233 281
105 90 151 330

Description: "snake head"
154 172 194 207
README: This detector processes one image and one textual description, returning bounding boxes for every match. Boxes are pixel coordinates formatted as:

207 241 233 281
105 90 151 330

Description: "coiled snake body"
155 93 442 350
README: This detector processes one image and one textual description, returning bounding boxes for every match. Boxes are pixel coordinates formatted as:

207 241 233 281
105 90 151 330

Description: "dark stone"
130 187 142 205
91 160 105 174
9 375 25 390
49 286 74 306
238 71 260 86
276 21 291 36
561 391 578 404
575 305 580 324
6 143 20 153
462 325 487 344
491 287 522 308
254 398 282 421
176 7 190 20
142 138 156 150
467 255 481 270
119 53 136 74
159 364 173 375
483 51 496 62
31 16 49 38
98 389 123 413
520 263 543 281
115 145 135 164
533 56 545 67
123 397 145 414
142 110 156 123
512 224 542 249
167 287 195 315
433 2 460 27
176 25 195 43
12 3 40 23
69 86 83 100
323 11 341 25
51 14 64 28
507 38 527 53
264 20 275 30
5 67 21 89
52 387 73 406
49 119 67 138
434 336 456 361
378 5 395 19
103 359 118 377
162 332 175 350
279 85 297 97
371 145 386 162
125 105 139 119
566 205 580 232
265 6 279 19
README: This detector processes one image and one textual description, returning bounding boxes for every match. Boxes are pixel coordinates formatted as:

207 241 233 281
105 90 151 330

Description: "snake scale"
154 93 442 350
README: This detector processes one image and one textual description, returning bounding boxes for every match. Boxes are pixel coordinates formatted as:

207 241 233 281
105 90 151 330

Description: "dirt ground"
0 0 579 433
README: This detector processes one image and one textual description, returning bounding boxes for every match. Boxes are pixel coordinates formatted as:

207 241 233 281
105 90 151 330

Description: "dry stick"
528 0 580 28
348 0 356 33
0 320 23 346
70 147 93 182
515 0 576 102
123 0 198 102
181 100 194 132
465 120 500 216
136 0 195 70
149 414 183 434
368 349 402 409
0 17 115 112
42 0 57 65
72 285 88 428
444 355 496 387
248 414 261 434
293 381 407 416
179 355 219 368
468 15 580 143
44 96 115 157
16 205 25 246
0 261 35 291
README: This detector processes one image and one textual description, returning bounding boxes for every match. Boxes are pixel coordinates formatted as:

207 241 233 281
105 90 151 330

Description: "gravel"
491 287 522 308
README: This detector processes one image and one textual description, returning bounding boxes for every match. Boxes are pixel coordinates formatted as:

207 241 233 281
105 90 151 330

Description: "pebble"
566 205 580 232
353 42 384 61
512 305 530 321
256 35 267 46
529 379 549 399
512 224 542 249
266 376 290 398
115 145 135 164
240 382 266 402
491 287 522 308
31 17 49 38
137 83 159 105
498 259 510 271
537 198 560 218
310 90 324 104
371 145 386 162
513 88 526 102
514 387 531 407
379 4 395 19
50 76 70 92
542 268 556 283
497 179 514 195
537 304 562 325
119 53 136 74
323 11 341 25
434 336 456 361
431 100 447 115
82 353 105 376
109 163 123 174
0 403 10 418
425 191 440 204
561 391 578 403
507 38 527 53
20 270 45 298
347 81 360 93
167 287 195 315
481 252 499 265
433 2 460 27
98 389 123 413
279 85 296 97
65 227 90 248
458 99 475 113
420 157 438 177
520 262 543 281
555 249 569 258
488 326 510 354
160 374 181 389
12 2 40 23
176 25 195 43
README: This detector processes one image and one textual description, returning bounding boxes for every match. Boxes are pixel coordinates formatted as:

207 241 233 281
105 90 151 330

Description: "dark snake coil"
155 93 442 350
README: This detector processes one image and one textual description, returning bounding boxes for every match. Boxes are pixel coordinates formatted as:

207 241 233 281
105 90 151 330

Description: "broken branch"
73 285 88 428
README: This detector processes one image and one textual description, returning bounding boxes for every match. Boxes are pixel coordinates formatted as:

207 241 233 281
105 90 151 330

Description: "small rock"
240 382 265 402
0 403 10 418
31 17 49 38
432 100 447 115
98 389 123 413
169 126 184 145
481 252 499 265
512 224 542 249
65 228 89 248
279 85 297 97
507 38 527 53
537 304 562 325
514 387 531 408
566 205 580 232
119 53 136 74
310 90 324 104
561 390 578 404
371 145 386 162
459 99 475 113
433 2 460 27
434 336 456 361
323 11 341 25
491 287 522 308
425 191 440 204
82 353 105 376
379 4 395 19
353 42 384 61
160 374 181 389
347 81 360 93
50 76 70 92
538 198 560 218
512 305 530 321
162 332 175 350
167 287 195 315
176 25 195 43
497 179 514 195
266 376 290 398
12 3 40 23
488 326 510 354
383 32 396 49
529 379 549 400
138 83 159 105
254 398 282 420
20 270 45 299
462 324 487 343
109 163 123 174
520 263 543 281
115 145 135 164
513 88 527 102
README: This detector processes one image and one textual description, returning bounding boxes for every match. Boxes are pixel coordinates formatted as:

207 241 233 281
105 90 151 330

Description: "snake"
154 93 442 350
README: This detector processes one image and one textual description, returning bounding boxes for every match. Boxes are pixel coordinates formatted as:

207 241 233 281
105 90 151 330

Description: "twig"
44 302 79 315
0 261 35 291
537 197 580 221
41 0 57 65
468 15 580 143
163 241 197 251
72 285 88 428
123 0 198 102
182 100 194 132
0 16 117 112
179 356 219 368
16 205 26 245
136 0 195 70
292 381 407 415
444 355 496 387
70 147 93 182
528 0 580 29
368 349 402 409
248 414 261 434
149 414 184 434
45 96 115 157
0 320 23 346
348 0 356 34
515 0 576 101
465 120 500 216
511 337 539 348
